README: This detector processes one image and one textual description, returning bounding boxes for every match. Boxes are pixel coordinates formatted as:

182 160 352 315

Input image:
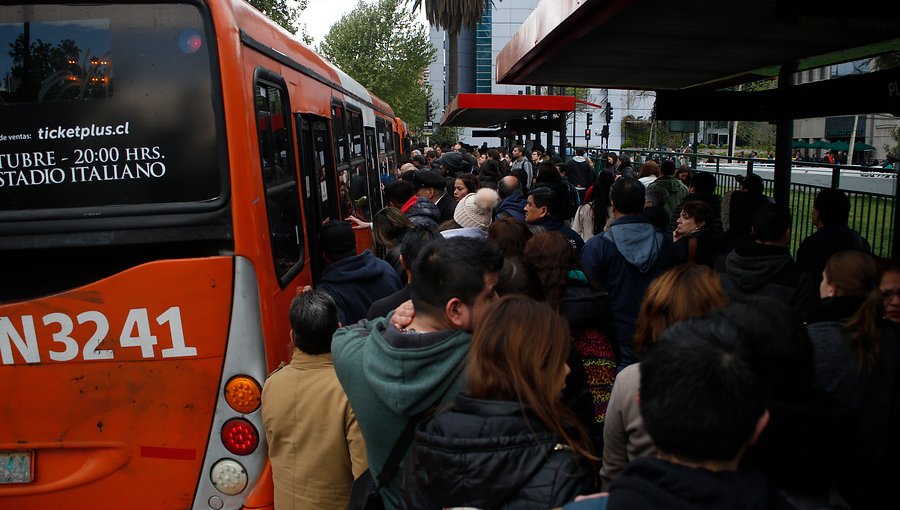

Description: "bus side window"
332 103 348 164
311 119 338 222
255 77 304 285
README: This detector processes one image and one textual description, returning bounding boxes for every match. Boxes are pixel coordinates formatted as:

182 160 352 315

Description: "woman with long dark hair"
401 295 597 509
807 250 900 509
572 171 615 242
523 231 617 451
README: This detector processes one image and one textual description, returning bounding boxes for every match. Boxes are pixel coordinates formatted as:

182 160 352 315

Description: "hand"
297 285 313 295
390 300 415 329
345 215 371 230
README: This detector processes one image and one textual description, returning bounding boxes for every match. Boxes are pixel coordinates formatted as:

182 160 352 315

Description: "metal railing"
590 149 896 258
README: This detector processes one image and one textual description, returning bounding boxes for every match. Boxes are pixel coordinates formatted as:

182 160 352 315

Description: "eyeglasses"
881 288 900 299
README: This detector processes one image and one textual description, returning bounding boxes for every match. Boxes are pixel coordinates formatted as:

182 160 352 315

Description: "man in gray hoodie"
582 177 680 369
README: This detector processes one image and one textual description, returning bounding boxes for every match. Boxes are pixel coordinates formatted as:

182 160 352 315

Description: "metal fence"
603 149 896 258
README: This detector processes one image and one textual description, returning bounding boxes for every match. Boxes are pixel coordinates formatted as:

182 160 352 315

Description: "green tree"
248 0 312 43
320 0 436 132
430 124 464 146
884 126 900 158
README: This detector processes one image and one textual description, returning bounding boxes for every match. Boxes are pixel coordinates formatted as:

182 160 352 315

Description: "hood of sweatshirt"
604 216 665 273
334 318 472 417
723 243 792 292
319 250 391 285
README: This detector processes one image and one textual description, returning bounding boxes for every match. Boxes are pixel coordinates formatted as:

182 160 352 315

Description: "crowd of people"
260 141 899 510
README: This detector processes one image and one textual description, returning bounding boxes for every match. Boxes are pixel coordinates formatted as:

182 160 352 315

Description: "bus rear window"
0 3 221 215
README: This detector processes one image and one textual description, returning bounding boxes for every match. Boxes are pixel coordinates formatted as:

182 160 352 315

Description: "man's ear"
748 409 770 446
445 297 468 329
539 205 549 218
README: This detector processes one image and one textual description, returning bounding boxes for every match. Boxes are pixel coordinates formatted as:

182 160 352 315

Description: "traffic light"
584 128 591 141
586 113 593 125
601 125 610 139
605 104 613 124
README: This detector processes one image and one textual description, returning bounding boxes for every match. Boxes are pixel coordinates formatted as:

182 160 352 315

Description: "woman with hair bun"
401 295 598 509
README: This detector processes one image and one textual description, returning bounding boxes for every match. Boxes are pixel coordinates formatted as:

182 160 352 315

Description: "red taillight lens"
221 418 259 456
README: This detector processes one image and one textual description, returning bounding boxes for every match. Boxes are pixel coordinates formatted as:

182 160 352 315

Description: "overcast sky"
300 0 430 46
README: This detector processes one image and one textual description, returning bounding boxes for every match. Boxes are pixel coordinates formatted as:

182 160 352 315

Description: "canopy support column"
773 62 797 207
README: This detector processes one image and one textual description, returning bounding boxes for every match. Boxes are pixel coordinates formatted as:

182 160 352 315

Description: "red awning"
439 93 577 128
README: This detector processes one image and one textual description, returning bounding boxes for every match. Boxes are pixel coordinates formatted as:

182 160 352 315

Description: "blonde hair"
634 264 728 356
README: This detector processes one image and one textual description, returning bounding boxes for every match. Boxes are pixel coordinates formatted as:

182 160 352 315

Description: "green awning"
792 140 811 148
821 141 876 151
809 140 830 149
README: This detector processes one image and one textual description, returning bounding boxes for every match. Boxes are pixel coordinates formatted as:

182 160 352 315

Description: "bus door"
346 108 371 222
363 127 383 213
296 114 337 285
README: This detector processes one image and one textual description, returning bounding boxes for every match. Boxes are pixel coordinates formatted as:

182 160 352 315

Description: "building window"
474 6 492 94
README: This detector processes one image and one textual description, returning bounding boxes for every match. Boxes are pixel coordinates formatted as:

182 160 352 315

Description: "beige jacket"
599 363 656 490
262 350 367 510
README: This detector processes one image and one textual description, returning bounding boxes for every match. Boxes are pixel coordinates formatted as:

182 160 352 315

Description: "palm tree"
412 0 491 35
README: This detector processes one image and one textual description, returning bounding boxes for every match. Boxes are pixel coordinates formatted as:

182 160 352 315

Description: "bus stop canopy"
439 93 577 128
496 0 900 93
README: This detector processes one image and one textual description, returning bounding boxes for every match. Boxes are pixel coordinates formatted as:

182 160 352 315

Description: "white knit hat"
453 188 500 230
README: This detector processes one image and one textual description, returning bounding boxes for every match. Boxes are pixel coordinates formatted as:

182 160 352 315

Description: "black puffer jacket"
401 395 597 509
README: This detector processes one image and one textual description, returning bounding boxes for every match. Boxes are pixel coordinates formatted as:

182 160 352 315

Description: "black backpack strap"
374 380 457 488
374 413 420 488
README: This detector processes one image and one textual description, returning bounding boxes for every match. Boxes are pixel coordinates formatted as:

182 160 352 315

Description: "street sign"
423 121 434 129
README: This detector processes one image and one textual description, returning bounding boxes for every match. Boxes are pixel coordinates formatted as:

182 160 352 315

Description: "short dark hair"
610 177 645 215
385 179 415 205
660 159 677 176
741 173 764 194
535 162 561 184
814 188 851 225
752 203 791 242
400 226 439 271
691 171 717 195
289 290 339 355
640 315 766 462
721 297 814 402
645 187 668 208
528 184 561 216
681 200 713 226
410 237 503 318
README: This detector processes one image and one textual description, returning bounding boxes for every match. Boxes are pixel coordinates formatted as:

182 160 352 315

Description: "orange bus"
0 1 400 508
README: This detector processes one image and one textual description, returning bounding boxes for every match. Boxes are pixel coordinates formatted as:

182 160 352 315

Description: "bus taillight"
224 375 261 414
221 418 259 456
210 459 248 496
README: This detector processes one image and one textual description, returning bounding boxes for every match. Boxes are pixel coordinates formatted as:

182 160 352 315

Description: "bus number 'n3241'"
0 1 401 509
